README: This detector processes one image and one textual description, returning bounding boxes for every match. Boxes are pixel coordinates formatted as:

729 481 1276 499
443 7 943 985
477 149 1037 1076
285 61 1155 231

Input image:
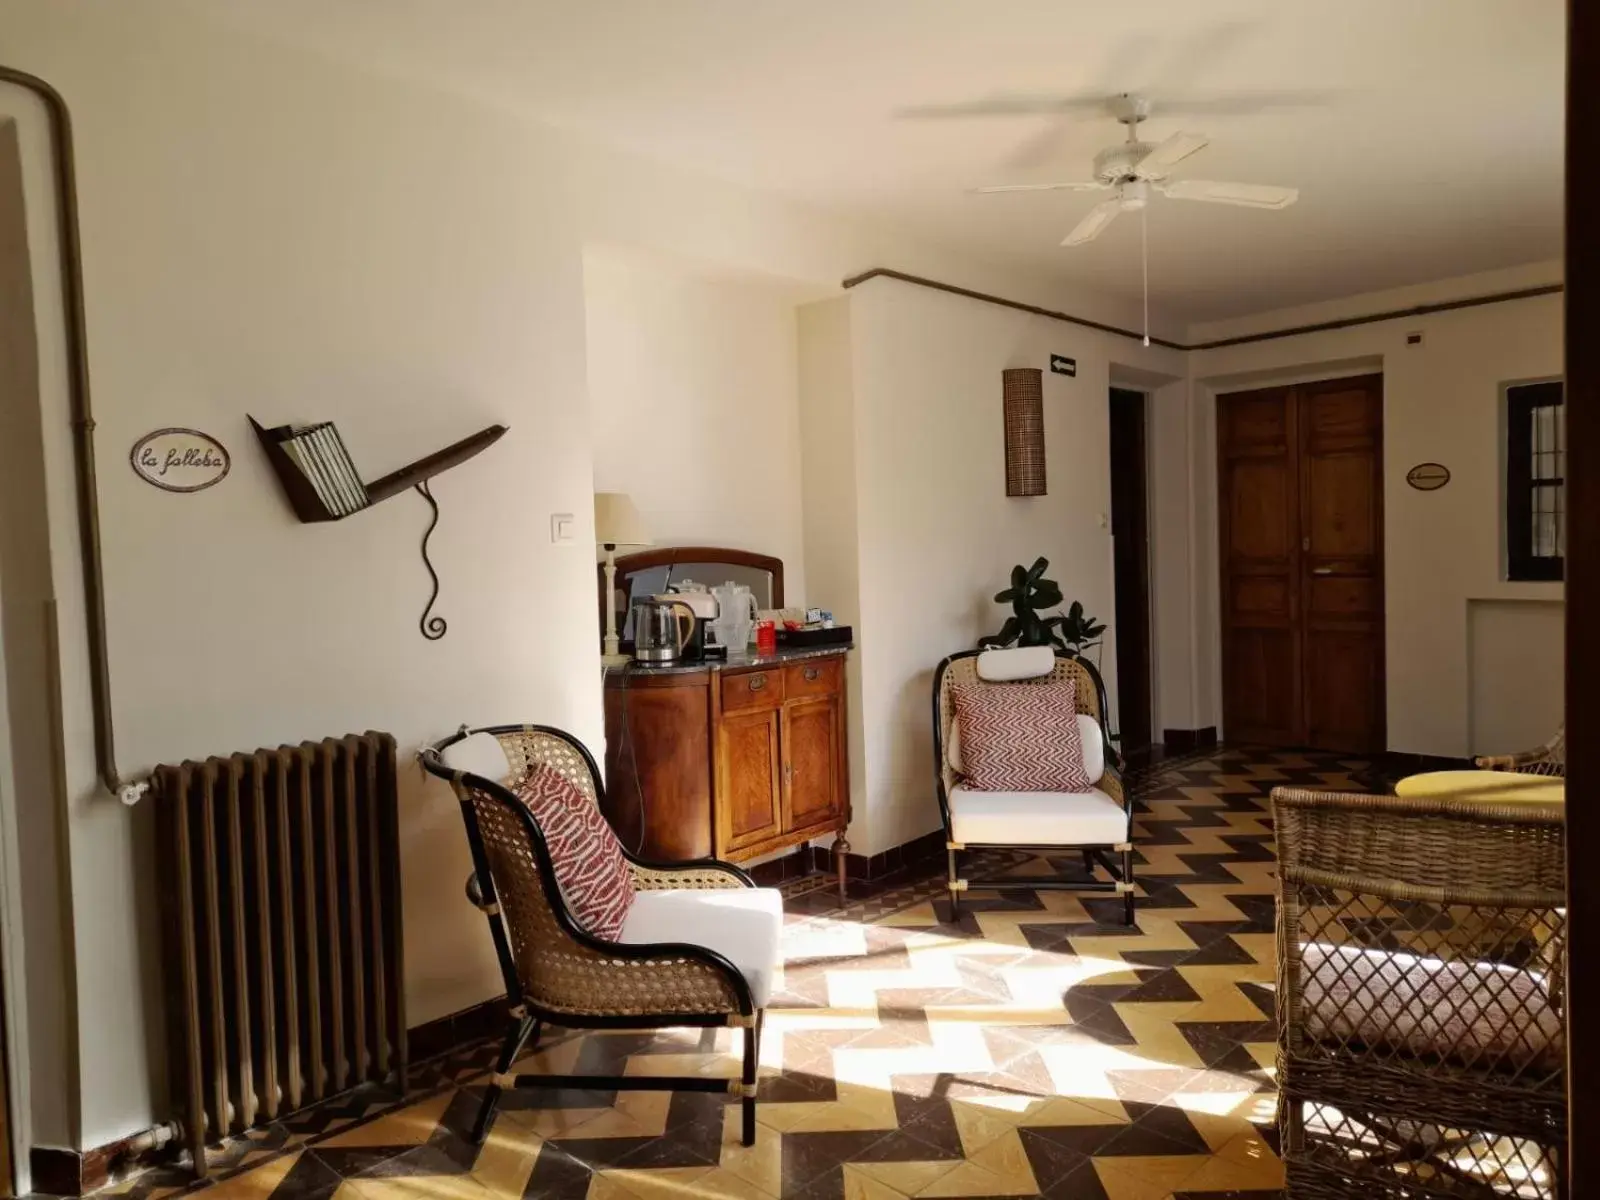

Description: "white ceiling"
201 0 1565 324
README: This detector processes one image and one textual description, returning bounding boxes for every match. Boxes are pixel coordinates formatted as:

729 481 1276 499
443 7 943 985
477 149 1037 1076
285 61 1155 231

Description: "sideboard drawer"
786 657 841 699
721 668 785 712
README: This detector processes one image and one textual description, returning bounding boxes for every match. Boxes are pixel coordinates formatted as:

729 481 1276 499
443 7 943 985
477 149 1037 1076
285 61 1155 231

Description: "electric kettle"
631 596 698 665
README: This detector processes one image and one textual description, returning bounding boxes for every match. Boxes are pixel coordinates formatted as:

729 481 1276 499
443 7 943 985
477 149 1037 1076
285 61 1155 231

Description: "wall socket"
550 512 576 543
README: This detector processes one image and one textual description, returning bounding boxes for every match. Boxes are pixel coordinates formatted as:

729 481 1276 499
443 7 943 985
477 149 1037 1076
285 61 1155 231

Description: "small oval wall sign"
130 428 231 493
1406 462 1451 491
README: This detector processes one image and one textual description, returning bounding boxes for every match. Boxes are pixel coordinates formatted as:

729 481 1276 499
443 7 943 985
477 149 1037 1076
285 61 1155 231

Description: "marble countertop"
604 642 853 678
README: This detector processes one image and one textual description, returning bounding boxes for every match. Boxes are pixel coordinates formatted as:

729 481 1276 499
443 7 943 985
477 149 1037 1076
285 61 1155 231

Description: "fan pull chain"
1141 204 1151 347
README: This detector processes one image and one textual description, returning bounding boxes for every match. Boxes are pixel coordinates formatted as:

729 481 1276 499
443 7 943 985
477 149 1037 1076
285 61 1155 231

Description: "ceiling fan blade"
974 181 1107 194
1135 131 1209 179
1158 179 1298 208
897 93 1109 120
900 87 1335 122
1063 199 1122 246
1145 89 1340 115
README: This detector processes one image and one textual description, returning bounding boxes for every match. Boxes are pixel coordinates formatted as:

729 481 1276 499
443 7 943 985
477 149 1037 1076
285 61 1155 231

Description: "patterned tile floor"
101 746 1378 1200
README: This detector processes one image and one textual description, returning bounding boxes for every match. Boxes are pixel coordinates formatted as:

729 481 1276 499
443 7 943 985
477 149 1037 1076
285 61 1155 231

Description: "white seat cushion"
948 713 1104 785
618 886 783 1008
948 785 1128 847
441 731 513 783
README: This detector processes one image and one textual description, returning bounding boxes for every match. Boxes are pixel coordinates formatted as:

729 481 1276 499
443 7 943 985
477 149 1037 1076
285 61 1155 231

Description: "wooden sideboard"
602 647 852 898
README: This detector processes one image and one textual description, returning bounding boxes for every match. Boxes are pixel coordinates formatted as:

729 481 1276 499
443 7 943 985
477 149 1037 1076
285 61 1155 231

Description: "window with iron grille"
1505 379 1565 581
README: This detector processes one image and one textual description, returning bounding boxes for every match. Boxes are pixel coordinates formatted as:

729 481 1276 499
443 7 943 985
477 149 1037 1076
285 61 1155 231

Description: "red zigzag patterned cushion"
951 677 1092 792
512 763 635 940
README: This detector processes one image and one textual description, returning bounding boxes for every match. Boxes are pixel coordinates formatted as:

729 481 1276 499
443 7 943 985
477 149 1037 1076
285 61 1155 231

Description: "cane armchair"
420 723 779 1147
932 647 1135 924
1273 787 1567 1199
1475 723 1565 777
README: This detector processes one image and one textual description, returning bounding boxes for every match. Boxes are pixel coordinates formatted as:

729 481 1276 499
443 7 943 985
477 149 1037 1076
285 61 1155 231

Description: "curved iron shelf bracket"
416 480 447 641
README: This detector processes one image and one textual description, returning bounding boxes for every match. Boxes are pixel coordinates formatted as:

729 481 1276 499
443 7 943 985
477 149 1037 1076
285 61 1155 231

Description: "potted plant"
980 557 1106 660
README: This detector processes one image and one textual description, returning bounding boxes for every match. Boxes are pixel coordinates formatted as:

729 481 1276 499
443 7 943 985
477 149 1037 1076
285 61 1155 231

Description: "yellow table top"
1395 769 1564 805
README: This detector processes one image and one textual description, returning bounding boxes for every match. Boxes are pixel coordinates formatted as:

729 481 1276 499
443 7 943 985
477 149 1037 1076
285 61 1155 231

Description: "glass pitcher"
711 581 758 653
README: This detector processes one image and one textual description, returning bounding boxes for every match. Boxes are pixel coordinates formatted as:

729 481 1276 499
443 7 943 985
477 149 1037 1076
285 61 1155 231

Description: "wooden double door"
1218 375 1386 753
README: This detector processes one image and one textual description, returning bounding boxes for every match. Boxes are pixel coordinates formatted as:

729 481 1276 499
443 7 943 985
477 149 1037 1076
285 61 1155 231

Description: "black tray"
777 625 853 647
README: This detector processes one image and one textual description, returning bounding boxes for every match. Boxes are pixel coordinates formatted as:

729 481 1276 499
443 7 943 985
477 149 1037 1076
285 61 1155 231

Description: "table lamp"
595 492 652 664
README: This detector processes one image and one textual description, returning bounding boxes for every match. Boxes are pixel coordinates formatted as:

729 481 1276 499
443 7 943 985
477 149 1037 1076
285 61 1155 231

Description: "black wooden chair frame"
420 723 765 1146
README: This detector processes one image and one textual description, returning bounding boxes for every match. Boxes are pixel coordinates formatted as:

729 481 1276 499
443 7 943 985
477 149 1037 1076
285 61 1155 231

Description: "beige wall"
1180 265 1564 757
0 0 1566 1163
0 0 1175 1157
0 115 76 1161
3 4 596 1156
796 297 865 850
817 278 1185 855
585 245 809 600
1469 599 1564 756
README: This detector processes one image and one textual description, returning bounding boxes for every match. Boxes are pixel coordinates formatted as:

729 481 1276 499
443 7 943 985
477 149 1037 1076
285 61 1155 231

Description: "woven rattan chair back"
934 651 1106 796
1273 787 1567 1199
1476 724 1566 777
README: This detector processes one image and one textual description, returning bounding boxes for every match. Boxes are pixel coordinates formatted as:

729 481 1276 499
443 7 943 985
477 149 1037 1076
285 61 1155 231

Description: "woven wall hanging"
1002 367 1046 497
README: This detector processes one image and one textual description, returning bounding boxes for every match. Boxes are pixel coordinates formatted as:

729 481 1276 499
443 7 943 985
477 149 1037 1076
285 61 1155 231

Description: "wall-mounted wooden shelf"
248 415 508 639
248 416 506 522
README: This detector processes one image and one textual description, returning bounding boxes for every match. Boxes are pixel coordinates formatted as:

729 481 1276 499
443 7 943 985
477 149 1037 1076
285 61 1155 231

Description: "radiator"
153 732 406 1174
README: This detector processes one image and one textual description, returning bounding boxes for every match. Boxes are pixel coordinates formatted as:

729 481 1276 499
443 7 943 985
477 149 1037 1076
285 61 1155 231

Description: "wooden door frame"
1108 386 1156 756
1565 2 1594 1192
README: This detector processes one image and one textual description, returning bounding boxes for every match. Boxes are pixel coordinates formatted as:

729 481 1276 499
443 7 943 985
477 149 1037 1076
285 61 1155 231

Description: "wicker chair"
932 647 1134 924
420 724 780 1147
1475 724 1565 777
1273 787 1567 1199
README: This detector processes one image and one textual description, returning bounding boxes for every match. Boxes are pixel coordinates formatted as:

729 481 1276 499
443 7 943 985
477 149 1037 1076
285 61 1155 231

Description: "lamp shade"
594 492 652 547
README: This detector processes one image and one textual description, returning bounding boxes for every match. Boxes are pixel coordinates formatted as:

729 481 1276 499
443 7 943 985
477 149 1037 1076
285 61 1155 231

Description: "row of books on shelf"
276 423 368 517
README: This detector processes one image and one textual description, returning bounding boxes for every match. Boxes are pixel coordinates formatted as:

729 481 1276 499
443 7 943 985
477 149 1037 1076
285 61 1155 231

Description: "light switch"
550 512 576 543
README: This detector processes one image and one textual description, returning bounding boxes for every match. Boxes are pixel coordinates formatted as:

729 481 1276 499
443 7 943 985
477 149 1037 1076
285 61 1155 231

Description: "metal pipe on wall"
0 65 135 802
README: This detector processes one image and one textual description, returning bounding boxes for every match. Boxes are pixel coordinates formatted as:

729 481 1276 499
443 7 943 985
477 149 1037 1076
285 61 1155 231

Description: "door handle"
748 674 766 691
1312 567 1335 575
803 666 821 682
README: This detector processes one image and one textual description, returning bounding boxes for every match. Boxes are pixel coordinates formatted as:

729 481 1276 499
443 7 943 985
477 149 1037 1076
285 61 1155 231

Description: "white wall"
1468 600 1564 757
1180 265 1564 757
0 113 76 1162
796 298 866 846
830 278 1185 854
585 245 807 599
0 0 1183 1156
1 3 599 1155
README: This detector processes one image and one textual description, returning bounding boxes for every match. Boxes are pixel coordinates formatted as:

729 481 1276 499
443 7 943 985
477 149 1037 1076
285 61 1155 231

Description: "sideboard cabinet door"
783 694 842 834
717 707 784 853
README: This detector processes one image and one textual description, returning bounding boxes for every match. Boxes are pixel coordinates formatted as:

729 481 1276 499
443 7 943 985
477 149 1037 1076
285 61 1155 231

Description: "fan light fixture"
971 94 1299 345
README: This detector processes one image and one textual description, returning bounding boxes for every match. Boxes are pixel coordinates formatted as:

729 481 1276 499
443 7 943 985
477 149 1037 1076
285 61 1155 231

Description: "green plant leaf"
994 587 1017 604
1067 599 1084 620
1010 563 1027 589
1032 582 1063 610
995 616 1021 645
1027 556 1049 582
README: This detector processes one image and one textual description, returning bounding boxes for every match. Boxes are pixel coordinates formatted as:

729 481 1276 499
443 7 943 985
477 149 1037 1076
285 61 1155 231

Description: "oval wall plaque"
130 428 231 493
1406 462 1451 491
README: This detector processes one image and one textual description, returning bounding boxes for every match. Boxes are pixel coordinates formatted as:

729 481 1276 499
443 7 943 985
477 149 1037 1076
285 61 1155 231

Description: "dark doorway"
1109 387 1153 757
1216 375 1386 753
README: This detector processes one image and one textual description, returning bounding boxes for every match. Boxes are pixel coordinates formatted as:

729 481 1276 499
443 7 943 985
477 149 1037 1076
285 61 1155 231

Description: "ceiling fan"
972 94 1299 247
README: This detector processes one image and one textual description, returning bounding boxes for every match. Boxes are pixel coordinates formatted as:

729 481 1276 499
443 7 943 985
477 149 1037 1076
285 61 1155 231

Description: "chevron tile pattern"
97 746 1381 1200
